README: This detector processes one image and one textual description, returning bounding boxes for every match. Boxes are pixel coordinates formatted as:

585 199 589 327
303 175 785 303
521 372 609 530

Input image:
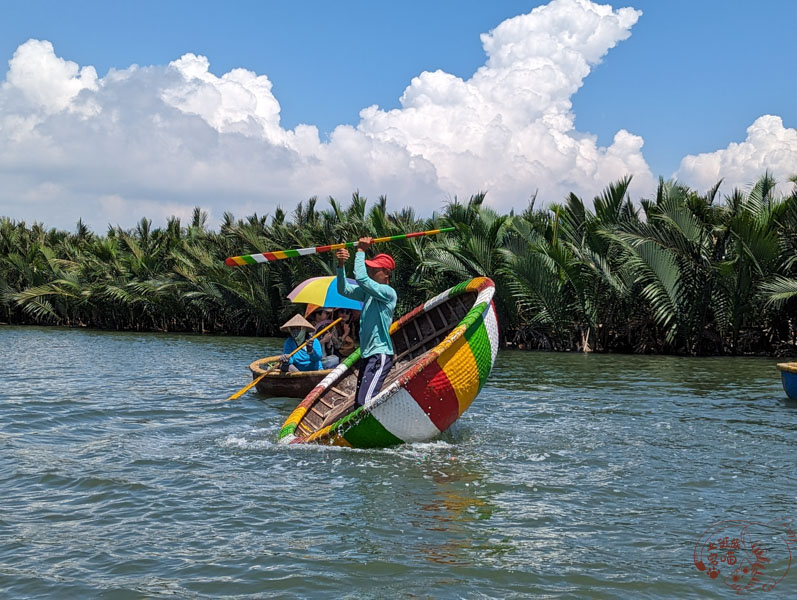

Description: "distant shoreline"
3 176 796 356
3 321 794 359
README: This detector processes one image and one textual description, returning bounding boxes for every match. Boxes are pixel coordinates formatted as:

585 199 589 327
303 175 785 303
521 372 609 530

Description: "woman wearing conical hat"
279 314 323 372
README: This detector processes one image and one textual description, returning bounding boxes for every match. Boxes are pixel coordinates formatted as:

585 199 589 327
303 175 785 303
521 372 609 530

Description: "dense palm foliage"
2 175 796 355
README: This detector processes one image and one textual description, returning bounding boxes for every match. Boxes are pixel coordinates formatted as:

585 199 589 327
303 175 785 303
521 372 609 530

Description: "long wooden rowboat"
249 356 333 399
777 362 797 399
278 277 498 448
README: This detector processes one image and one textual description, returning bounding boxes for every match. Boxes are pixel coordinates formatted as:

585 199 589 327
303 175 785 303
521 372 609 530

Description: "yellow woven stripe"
273 251 289 260
306 425 353 447
465 277 487 292
438 332 480 415
232 256 248 266
283 406 307 429
306 423 333 442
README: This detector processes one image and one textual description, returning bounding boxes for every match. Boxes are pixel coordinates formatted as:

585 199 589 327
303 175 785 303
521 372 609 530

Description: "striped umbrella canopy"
287 276 363 311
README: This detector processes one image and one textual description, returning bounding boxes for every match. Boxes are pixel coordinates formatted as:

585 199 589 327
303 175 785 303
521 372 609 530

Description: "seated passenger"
308 307 339 369
279 314 322 372
331 308 358 359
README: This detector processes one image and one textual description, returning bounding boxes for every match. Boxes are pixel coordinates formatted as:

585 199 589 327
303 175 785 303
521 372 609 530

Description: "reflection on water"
0 326 795 598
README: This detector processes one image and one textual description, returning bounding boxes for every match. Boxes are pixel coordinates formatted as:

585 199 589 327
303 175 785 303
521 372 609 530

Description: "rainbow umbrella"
287 276 363 311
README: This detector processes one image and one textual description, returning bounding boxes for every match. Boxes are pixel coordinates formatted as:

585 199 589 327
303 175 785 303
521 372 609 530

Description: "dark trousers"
355 354 394 407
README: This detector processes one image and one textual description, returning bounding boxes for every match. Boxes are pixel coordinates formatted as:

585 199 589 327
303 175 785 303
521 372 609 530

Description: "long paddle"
224 227 454 266
226 318 342 401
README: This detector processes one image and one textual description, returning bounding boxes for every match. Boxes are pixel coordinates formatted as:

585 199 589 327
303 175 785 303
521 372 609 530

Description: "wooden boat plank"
320 400 356 429
424 312 436 336
329 386 351 399
412 318 423 342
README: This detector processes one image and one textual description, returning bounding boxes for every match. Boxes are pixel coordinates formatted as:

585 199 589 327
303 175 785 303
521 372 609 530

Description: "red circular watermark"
694 519 796 594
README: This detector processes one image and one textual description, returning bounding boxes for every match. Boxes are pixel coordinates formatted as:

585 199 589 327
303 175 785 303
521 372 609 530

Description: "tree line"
2 174 796 356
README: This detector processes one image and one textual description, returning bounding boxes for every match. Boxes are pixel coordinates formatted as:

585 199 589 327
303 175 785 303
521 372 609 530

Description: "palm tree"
2 176 795 353
606 179 720 354
418 193 515 341
712 173 797 352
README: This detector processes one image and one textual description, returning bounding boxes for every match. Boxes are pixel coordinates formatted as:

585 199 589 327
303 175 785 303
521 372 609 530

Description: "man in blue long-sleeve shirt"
336 237 397 407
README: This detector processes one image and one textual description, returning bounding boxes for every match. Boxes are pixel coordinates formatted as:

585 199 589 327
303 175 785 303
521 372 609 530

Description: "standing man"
336 237 397 407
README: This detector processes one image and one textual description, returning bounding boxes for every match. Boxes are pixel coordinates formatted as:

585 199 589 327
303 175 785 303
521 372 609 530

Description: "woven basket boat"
777 362 797 399
248 356 332 399
278 277 499 448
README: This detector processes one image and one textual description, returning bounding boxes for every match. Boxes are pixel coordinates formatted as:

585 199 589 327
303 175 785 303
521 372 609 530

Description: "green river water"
1 326 795 599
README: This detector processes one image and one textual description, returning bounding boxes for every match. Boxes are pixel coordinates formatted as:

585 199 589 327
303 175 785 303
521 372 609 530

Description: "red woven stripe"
263 252 278 261
404 360 459 432
315 245 332 253
299 385 325 408
404 231 424 238
392 304 425 331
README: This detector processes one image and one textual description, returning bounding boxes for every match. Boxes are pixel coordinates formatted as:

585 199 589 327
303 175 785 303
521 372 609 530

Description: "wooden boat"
248 356 333 399
777 362 797 399
278 277 499 448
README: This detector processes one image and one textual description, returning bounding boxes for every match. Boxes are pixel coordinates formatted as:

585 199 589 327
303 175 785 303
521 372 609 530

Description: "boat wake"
218 427 456 457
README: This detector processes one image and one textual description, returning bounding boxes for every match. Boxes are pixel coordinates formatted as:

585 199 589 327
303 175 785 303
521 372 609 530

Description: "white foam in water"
219 433 276 450
217 428 457 456
528 452 550 462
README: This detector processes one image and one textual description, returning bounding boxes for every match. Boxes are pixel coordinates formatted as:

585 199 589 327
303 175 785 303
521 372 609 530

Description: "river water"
1 326 795 599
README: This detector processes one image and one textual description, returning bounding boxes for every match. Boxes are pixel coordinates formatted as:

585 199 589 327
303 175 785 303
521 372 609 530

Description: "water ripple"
1 326 795 598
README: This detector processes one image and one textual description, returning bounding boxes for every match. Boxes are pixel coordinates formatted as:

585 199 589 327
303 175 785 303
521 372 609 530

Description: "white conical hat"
280 314 315 332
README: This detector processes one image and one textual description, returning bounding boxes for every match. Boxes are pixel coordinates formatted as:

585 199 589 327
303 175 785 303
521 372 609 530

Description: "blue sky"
1 0 796 229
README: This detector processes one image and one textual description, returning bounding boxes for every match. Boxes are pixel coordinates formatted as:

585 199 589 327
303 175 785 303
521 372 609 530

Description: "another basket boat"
278 277 498 448
777 362 797 399
249 356 333 399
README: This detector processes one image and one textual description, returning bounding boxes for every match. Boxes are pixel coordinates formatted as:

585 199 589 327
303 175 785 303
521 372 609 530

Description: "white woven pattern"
370 387 441 443
423 288 454 312
484 303 500 368
316 360 350 391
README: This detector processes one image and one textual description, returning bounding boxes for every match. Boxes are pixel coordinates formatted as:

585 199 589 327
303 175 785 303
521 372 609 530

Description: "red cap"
365 253 395 271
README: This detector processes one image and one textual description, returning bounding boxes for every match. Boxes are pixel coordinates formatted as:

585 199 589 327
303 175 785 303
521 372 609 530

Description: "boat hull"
777 362 797 399
249 356 332 399
279 277 499 447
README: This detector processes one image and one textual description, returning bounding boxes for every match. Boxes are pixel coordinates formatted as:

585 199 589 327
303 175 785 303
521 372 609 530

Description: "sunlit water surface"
1 326 795 598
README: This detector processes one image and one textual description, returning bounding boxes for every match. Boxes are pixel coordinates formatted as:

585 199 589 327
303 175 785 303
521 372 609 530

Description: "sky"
1 0 796 231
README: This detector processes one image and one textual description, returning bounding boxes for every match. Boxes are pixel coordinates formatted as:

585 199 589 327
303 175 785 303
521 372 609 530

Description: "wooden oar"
226 318 342 401
224 227 454 266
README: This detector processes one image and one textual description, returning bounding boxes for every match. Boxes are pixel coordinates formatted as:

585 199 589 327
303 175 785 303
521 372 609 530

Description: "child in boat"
332 308 358 359
307 307 339 368
336 237 397 407
279 314 323 372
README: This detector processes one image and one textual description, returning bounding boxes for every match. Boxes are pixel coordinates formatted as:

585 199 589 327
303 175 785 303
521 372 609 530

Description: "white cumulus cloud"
4 39 98 114
676 115 797 195
2 0 658 230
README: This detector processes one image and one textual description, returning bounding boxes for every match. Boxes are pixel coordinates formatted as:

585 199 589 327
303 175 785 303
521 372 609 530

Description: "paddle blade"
227 373 265 401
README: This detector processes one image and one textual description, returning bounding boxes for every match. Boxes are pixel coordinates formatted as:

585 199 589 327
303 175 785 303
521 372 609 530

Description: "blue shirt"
282 337 323 371
337 252 397 358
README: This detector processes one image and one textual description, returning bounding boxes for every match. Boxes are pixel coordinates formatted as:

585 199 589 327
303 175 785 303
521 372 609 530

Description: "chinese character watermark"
694 519 796 594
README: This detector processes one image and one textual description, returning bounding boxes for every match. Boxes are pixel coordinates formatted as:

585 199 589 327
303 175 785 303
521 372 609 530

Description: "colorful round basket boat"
278 277 499 448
